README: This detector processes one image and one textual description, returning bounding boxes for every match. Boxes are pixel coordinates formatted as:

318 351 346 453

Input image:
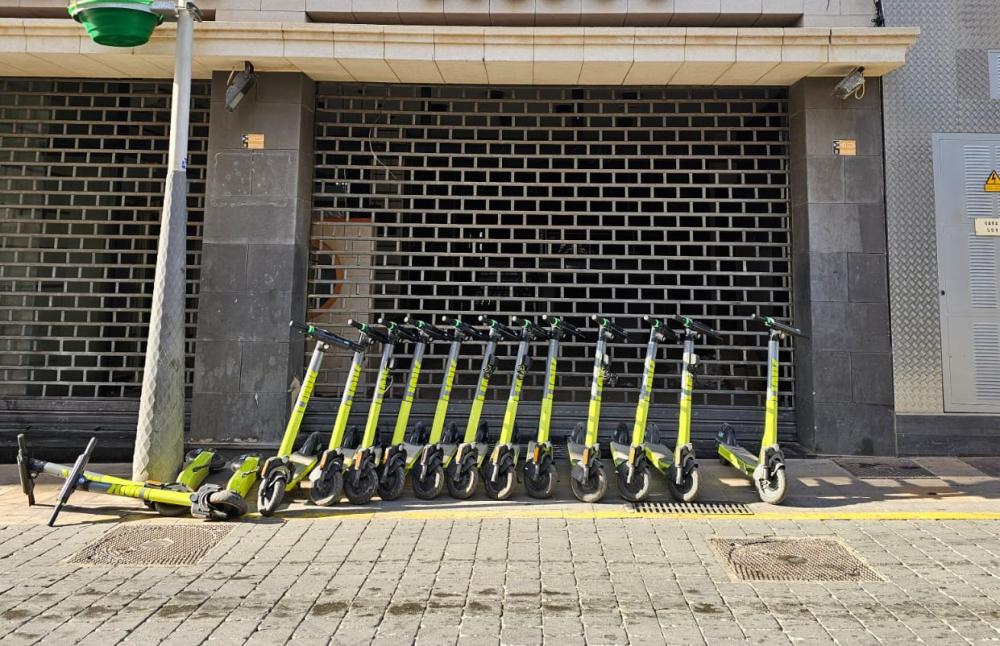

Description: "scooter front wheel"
207 489 248 520
483 464 516 501
445 464 480 499
413 466 445 500
309 466 343 507
570 461 607 503
257 472 287 517
523 463 555 499
616 462 651 502
344 464 378 505
378 463 406 501
756 467 787 505
666 464 699 503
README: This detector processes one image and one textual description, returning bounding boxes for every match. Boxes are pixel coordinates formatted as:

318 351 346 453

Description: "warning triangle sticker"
986 170 1000 192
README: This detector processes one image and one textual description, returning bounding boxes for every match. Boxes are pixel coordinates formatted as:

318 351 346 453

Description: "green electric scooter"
522 315 587 498
339 319 406 505
309 319 414 507
406 317 487 500
257 321 366 516
17 435 249 525
378 318 451 501
482 317 546 501
439 316 512 499
567 316 630 503
717 314 803 504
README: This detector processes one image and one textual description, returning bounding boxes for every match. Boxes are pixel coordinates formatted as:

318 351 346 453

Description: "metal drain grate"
709 537 883 582
629 501 753 515
68 524 231 566
833 458 937 479
961 457 1000 478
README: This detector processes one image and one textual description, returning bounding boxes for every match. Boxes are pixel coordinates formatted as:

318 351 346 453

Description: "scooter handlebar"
347 319 392 345
478 316 520 340
444 317 489 341
642 315 680 342
752 315 804 337
289 321 365 352
379 318 420 342
670 315 723 341
49 436 97 527
513 317 551 340
543 315 588 340
414 319 451 341
591 315 631 342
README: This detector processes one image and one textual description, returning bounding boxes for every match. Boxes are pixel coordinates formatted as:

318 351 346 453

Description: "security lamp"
225 61 256 112
833 67 866 100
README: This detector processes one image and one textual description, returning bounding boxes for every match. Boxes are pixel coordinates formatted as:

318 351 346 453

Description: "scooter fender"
311 449 344 482
761 446 786 478
523 447 552 483
379 445 406 479
488 445 515 483
260 455 290 479
419 445 445 481
346 449 375 487
570 445 601 485
188 484 221 519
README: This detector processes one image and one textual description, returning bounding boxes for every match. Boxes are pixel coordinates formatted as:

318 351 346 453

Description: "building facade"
0 1 991 460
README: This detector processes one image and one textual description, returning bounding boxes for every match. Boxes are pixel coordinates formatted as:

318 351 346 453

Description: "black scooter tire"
666 465 699 503
445 464 480 499
413 465 445 500
344 464 378 505
378 464 406 501
756 468 787 505
570 462 607 503
483 464 516 501
208 489 248 520
257 473 287 517
523 463 555 499
309 467 344 507
616 462 651 502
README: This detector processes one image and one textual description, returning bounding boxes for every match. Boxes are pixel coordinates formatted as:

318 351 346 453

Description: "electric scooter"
717 314 803 504
482 317 546 501
439 315 513 499
567 316 630 503
257 321 366 516
522 315 587 498
309 319 415 506
17 435 248 526
378 318 451 501
407 317 487 499
339 319 405 505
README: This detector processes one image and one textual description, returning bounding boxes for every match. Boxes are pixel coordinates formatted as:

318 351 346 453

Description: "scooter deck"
609 441 672 471
285 451 320 489
718 441 757 476
567 441 600 464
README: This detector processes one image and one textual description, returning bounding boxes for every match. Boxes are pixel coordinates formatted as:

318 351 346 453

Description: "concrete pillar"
789 77 895 456
190 72 315 449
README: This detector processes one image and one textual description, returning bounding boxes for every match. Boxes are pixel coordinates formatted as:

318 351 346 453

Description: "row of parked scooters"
16 313 801 526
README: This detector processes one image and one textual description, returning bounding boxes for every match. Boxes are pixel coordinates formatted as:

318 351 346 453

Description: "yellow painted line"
245 508 1000 522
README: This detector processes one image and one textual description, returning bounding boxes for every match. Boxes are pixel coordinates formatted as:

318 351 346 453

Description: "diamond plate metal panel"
882 1 1000 413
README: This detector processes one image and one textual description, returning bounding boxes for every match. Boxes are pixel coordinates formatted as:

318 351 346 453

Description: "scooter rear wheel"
344 463 378 505
309 467 343 507
413 466 445 500
257 472 287 517
666 465 699 503
445 464 480 499
756 467 787 505
616 462 651 502
523 463 555 499
570 462 607 503
207 489 248 520
483 464 515 501
378 463 406 501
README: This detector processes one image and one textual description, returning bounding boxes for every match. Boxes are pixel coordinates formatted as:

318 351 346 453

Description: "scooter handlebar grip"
546 315 585 338
594 316 631 342
347 319 392 344
415 320 450 341
289 320 310 334
752 315 803 337
514 317 551 340
482 317 519 340
313 327 366 352
449 318 488 340
671 315 723 340
393 324 421 342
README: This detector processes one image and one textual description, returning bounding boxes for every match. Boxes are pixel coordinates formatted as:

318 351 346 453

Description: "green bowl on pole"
68 0 163 48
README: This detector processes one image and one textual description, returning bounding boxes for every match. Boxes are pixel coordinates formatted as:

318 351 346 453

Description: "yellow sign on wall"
986 170 1000 192
242 133 265 150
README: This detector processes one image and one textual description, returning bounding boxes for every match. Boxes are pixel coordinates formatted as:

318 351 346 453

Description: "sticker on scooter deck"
833 458 937 479
68 524 232 566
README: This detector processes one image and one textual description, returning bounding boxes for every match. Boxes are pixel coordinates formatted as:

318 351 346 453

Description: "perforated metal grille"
0 78 210 398
629 501 753 515
68 524 230 566
710 537 883 582
310 84 793 419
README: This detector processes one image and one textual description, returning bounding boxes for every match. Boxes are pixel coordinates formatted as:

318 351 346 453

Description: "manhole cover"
68 524 232 566
709 537 883 582
629 501 753 515
833 458 936 479
960 457 1000 478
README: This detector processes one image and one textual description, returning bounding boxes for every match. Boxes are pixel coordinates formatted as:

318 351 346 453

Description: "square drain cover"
69 524 231 566
709 537 882 582
629 501 752 516
960 458 1000 478
833 458 936 479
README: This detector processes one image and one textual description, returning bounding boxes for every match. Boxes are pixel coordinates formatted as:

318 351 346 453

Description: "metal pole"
132 0 194 482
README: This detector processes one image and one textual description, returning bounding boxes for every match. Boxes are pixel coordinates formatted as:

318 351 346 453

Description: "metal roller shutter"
309 84 796 443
